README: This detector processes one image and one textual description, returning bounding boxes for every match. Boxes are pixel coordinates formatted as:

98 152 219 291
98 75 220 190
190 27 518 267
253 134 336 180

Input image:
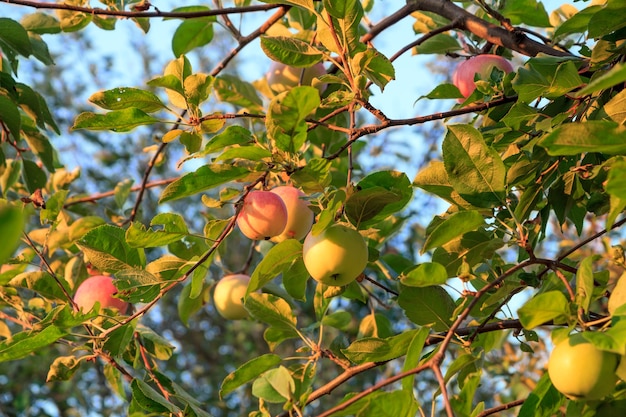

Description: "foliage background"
1 0 626 416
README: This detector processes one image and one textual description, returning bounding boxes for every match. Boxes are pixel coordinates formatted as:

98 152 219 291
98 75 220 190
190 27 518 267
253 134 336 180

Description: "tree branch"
0 0 281 19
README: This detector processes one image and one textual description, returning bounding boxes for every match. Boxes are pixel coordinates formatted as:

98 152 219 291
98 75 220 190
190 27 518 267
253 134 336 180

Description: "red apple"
266 62 326 94
73 275 129 313
237 190 288 240
270 186 315 242
452 54 513 100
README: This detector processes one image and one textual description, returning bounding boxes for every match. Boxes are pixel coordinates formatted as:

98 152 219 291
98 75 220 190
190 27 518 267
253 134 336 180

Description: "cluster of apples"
212 185 368 320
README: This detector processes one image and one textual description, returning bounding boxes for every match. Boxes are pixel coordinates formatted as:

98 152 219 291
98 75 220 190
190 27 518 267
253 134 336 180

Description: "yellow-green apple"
608 272 626 315
302 224 368 287
266 61 326 94
548 333 618 401
452 54 513 100
73 275 129 313
270 186 314 242
237 190 288 240
213 274 250 320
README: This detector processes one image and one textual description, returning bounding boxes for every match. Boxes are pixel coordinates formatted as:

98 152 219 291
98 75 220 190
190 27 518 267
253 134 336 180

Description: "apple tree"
1 0 626 416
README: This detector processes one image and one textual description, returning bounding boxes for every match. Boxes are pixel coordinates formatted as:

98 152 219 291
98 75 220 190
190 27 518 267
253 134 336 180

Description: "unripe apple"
302 225 368 287
548 333 618 401
452 54 513 100
73 275 129 313
213 274 250 320
237 190 288 240
266 62 326 94
270 186 315 242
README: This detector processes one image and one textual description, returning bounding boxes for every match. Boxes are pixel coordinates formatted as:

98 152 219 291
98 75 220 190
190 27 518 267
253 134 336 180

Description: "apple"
548 333 618 401
270 186 315 242
608 272 626 315
73 275 129 313
213 274 250 320
266 61 326 94
302 224 368 287
237 190 288 240
452 54 513 100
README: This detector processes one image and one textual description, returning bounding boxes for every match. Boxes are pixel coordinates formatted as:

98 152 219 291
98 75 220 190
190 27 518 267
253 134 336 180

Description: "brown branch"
63 178 175 208
325 95 518 160
476 399 525 417
0 0 280 19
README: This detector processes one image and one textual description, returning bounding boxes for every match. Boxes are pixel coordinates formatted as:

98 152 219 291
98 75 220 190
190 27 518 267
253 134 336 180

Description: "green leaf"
401 327 430 392
351 48 395 91
115 269 163 303
576 256 597 314
245 293 297 331
518 373 565 417
203 125 254 155
413 33 461 55
177 280 209 326
0 325 67 362
22 159 47 193
131 379 181 414
320 0 365 57
9 271 70 301
0 95 21 140
574 63 626 97
500 0 550 27
399 262 448 287
345 171 412 229
0 18 33 57
258 0 315 12
77 224 145 273
126 213 189 248
605 89 626 124
266 86 320 153
539 121 626 155
21 13 61 34
251 366 295 403
214 75 263 112
330 390 418 417
172 13 215 57
46 355 82 382
282 258 309 301
159 164 251 203
214 145 272 163
290 157 332 193
413 161 473 209
517 291 569 329
72 108 159 132
587 0 626 38
442 124 506 207
184 73 213 107
22 129 56 172
88 87 167 113
220 354 282 398
248 240 303 295
342 330 419 364
261 36 323 67
512 58 583 102
0 204 24 263
422 211 485 253
102 320 137 357
433 231 503 277
398 286 455 331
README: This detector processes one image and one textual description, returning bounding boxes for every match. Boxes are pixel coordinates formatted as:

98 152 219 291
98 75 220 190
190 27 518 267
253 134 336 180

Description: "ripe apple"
266 61 326 94
73 275 129 313
548 333 618 401
213 274 250 320
452 54 513 100
302 224 368 287
270 186 315 242
237 190 288 240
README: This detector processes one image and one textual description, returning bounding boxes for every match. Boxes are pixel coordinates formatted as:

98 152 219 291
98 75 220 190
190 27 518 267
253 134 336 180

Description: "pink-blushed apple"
73 275 129 313
548 333 619 401
302 224 368 287
452 54 513 100
237 190 288 240
266 61 326 94
270 186 315 242
213 274 250 320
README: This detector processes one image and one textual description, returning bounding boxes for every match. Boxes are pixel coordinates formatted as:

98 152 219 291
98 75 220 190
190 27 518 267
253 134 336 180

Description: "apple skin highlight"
237 190 288 240
452 54 513 100
74 275 129 313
